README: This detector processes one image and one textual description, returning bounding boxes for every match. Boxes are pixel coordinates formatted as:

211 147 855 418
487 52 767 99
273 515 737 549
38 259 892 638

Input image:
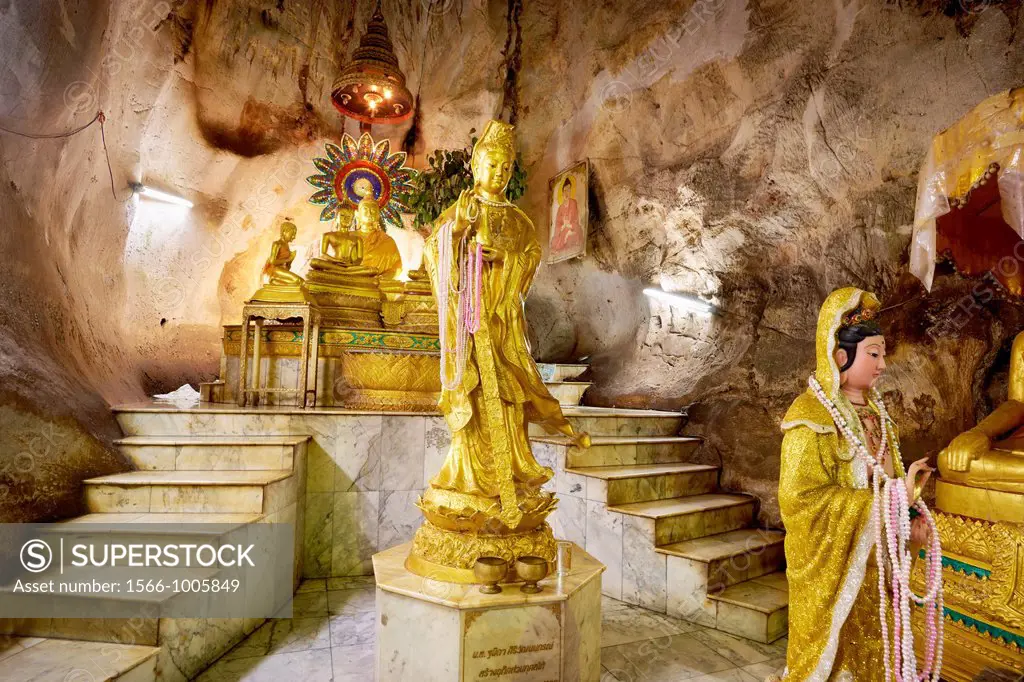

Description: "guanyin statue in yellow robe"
778 287 933 681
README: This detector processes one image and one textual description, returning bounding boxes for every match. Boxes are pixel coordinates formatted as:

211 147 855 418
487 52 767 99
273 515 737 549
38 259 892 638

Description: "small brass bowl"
474 557 508 594
515 555 549 594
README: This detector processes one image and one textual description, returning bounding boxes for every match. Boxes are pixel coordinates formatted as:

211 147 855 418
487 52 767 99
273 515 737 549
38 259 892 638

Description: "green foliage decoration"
398 128 528 231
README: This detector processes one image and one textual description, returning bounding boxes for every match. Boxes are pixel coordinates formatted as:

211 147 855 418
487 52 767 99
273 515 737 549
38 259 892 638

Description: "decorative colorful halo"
306 132 416 229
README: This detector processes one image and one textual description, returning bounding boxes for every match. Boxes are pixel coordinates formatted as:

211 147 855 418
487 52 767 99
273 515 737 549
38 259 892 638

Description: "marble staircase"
538 362 592 406
535 400 789 644
0 429 309 681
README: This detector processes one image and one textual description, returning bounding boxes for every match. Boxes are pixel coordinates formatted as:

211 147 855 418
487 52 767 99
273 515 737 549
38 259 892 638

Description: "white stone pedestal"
372 542 604 682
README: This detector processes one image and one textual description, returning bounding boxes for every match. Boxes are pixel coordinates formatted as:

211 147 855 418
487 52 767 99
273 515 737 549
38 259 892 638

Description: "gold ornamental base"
249 284 313 303
909 505 1024 680
304 278 382 327
405 521 557 584
935 480 1024 524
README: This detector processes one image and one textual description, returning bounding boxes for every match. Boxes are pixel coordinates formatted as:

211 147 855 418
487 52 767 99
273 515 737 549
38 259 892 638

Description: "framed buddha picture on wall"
548 160 589 263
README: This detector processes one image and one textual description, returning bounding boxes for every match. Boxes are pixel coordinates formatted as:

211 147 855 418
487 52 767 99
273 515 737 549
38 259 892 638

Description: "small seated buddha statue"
250 221 311 303
318 205 363 269
940 330 1024 493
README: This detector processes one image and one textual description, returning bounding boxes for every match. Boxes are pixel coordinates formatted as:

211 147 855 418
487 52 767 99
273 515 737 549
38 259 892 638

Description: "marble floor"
194 577 787 682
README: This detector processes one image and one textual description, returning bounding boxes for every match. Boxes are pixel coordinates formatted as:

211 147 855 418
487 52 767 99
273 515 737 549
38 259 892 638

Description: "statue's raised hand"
906 457 934 503
455 189 480 231
940 429 988 473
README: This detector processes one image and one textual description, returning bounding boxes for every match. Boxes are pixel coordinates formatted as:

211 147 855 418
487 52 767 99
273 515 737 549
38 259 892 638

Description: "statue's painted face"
473 147 513 195
282 223 297 241
355 199 381 232
837 335 886 392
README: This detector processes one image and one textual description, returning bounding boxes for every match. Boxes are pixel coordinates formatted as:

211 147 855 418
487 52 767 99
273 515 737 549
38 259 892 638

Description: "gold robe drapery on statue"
779 287 906 681
405 120 582 581
359 229 402 280
422 200 575 529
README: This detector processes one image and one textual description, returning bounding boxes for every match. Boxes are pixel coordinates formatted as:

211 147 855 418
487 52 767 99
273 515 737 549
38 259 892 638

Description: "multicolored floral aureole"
306 132 416 229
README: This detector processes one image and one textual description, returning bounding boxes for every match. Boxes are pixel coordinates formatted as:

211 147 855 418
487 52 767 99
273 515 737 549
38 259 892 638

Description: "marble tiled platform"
0 637 160 682
122 577 786 682
106 397 788 672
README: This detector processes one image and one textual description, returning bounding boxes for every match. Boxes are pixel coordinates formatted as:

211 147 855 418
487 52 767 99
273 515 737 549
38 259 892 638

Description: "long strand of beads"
874 468 893 682
437 220 456 389
808 376 943 682
466 242 483 333
884 479 904 679
438 221 473 390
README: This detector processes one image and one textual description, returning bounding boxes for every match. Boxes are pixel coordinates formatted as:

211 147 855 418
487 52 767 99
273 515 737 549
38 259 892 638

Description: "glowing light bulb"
384 88 392 100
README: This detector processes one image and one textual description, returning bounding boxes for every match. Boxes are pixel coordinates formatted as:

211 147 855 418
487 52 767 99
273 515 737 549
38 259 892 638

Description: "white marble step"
707 572 789 644
660 528 786 625
115 435 308 471
658 527 785 560
83 470 295 515
536 363 589 382
564 463 719 505
532 434 702 468
112 402 436 436
0 637 159 682
608 494 756 546
42 512 264 544
5 512 267 646
530 406 684 437
545 381 591 406
86 470 293 485
56 512 265 525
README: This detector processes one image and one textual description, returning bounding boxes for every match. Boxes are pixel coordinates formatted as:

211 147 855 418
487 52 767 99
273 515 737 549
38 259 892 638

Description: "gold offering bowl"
474 557 509 595
515 556 549 594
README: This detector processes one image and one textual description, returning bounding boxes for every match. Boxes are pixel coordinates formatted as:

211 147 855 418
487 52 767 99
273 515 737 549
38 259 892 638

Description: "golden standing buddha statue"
250 221 311 303
940 331 1024 495
406 120 587 582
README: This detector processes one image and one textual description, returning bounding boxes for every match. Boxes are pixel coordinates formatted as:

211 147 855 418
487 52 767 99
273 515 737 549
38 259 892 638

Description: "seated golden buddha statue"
940 331 1024 493
317 205 363 268
307 182 402 283
250 221 311 303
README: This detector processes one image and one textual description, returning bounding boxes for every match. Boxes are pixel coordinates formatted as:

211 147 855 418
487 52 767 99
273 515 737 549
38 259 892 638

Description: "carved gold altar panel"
911 511 1024 680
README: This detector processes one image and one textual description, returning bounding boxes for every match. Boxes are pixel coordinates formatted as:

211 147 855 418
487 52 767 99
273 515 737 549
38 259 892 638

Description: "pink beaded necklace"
436 219 484 390
809 376 944 682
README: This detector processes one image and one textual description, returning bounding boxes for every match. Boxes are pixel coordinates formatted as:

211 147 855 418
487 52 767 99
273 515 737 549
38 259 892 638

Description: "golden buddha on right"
940 331 1024 493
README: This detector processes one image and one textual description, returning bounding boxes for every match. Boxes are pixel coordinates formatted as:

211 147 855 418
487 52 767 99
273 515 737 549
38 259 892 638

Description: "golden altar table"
212 320 441 411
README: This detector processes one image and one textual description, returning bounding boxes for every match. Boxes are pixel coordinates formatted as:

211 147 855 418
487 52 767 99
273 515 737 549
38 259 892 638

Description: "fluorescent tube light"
131 182 194 208
643 288 715 316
